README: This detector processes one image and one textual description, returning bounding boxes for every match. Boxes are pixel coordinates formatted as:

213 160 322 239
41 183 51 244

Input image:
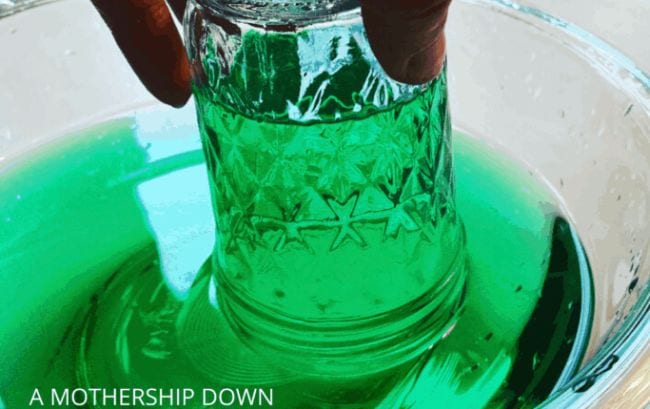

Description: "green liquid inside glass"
195 73 466 376
0 103 589 407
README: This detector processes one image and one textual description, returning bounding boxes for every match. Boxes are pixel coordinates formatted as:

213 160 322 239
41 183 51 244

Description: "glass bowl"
0 0 647 407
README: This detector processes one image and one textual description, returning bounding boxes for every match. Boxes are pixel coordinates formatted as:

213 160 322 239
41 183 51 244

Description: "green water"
0 106 589 408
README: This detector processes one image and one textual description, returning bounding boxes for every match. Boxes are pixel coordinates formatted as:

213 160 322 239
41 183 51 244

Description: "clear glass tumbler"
185 0 467 377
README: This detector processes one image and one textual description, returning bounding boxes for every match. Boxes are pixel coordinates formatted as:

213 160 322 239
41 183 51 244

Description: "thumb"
360 0 452 85
91 0 191 107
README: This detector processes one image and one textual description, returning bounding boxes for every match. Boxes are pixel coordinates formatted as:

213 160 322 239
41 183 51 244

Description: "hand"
361 0 451 85
91 0 451 108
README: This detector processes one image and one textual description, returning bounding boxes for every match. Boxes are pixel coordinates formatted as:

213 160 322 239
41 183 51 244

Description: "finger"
360 0 451 85
91 0 191 107
166 0 187 22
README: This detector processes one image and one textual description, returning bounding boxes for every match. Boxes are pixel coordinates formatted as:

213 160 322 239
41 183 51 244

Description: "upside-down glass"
184 0 467 376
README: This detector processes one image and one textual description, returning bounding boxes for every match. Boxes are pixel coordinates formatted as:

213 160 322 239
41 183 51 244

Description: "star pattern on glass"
374 167 417 238
369 137 413 189
207 89 457 256
326 194 366 251
384 204 419 238
258 136 301 189
273 204 311 252
416 157 437 192
409 195 438 243
224 147 260 210
225 212 260 253
316 133 368 202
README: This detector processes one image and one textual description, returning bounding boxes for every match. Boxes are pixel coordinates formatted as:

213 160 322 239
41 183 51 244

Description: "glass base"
216 247 467 378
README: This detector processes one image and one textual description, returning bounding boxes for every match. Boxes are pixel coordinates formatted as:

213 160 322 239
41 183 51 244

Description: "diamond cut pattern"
201 79 454 256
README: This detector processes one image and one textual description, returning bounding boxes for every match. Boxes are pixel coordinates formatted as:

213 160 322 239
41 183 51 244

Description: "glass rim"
193 0 361 28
